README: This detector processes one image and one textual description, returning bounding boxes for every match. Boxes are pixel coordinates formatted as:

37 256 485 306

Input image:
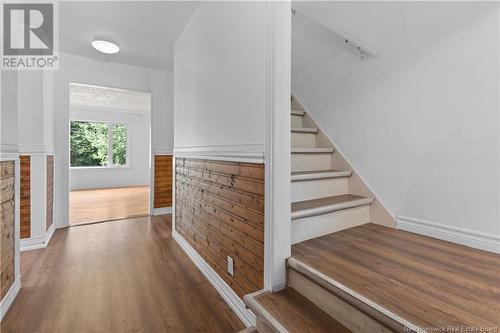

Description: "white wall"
69 108 150 190
1 71 18 152
174 1 267 154
54 53 174 227
292 2 500 238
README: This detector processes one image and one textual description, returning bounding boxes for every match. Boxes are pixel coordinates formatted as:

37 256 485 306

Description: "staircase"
241 97 500 333
289 97 374 244
243 98 385 333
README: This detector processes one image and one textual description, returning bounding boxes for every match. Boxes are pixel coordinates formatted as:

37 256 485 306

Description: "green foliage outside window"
70 121 127 167
112 125 127 166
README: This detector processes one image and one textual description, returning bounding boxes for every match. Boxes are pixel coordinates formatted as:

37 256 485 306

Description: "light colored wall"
1 71 18 152
292 2 500 237
54 52 173 227
173 1 267 153
69 108 150 190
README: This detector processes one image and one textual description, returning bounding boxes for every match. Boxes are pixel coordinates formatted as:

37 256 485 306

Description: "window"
70 121 127 167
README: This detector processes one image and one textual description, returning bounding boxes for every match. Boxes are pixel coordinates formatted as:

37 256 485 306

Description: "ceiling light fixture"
91 39 120 54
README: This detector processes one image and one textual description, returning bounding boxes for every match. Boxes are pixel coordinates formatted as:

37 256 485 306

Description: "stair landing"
290 223 500 332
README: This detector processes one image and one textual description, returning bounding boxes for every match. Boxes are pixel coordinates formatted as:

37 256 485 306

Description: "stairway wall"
292 1 500 240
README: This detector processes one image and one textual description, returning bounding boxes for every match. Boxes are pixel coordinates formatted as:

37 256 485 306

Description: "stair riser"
291 153 331 173
291 114 303 127
292 177 348 202
292 205 369 244
291 132 316 148
287 269 393 333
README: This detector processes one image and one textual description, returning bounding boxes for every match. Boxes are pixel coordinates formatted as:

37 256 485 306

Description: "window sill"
70 165 131 170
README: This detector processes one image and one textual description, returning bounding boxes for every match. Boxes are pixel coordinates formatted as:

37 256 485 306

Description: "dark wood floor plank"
1 215 244 333
292 223 500 331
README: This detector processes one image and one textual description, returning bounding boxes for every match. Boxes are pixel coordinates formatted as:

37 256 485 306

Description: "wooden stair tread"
291 194 373 220
291 127 318 134
291 170 352 181
291 109 305 116
289 223 500 332
291 147 334 154
252 288 351 333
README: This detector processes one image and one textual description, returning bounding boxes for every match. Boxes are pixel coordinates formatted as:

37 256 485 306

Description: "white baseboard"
20 223 56 252
173 230 256 327
397 215 500 254
153 207 172 216
0 276 21 321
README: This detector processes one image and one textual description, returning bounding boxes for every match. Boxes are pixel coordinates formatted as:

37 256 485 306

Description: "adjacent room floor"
1 215 244 332
69 186 150 225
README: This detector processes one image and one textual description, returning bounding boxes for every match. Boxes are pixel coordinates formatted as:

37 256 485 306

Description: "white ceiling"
70 83 151 113
60 1 199 72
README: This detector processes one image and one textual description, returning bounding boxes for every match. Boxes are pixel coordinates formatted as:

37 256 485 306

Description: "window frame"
69 119 130 169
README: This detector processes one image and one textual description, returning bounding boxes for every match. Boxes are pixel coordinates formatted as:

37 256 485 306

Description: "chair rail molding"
173 144 265 164
397 215 500 254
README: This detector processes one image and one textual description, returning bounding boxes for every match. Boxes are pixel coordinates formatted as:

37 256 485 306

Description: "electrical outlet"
227 256 234 276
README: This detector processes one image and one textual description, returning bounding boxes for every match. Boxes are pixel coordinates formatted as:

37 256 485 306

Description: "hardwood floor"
291 223 500 331
69 186 150 225
1 215 244 332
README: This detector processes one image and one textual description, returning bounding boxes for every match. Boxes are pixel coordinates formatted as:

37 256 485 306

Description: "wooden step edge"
291 127 318 134
291 170 352 182
286 257 419 333
237 326 258 333
291 197 373 220
243 290 288 333
291 147 334 154
291 110 305 116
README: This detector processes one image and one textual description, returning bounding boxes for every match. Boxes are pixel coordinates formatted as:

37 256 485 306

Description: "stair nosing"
291 147 334 154
287 257 416 332
291 109 305 116
291 170 352 182
291 196 373 220
291 127 318 134
243 290 289 333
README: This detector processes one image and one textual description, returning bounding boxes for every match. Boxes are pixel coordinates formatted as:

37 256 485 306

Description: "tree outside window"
70 121 127 167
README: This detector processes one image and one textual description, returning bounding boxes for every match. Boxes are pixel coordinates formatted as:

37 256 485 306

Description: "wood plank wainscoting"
1 161 15 299
175 158 265 298
46 155 54 231
19 156 30 239
154 155 173 209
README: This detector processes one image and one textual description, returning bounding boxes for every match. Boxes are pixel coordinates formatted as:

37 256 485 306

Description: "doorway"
68 83 152 225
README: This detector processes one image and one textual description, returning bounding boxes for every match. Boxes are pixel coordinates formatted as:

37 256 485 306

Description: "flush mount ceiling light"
91 39 120 54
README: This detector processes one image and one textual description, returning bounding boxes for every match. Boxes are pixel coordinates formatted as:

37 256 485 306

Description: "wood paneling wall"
1 161 15 299
20 156 30 239
46 155 54 230
175 158 265 298
154 155 172 208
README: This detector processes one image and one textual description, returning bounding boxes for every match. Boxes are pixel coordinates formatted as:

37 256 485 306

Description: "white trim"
1 143 19 153
173 230 256 327
153 150 173 156
153 207 172 216
263 0 292 292
0 153 19 161
18 144 48 154
20 223 56 252
173 144 265 164
397 215 500 254
0 276 21 321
